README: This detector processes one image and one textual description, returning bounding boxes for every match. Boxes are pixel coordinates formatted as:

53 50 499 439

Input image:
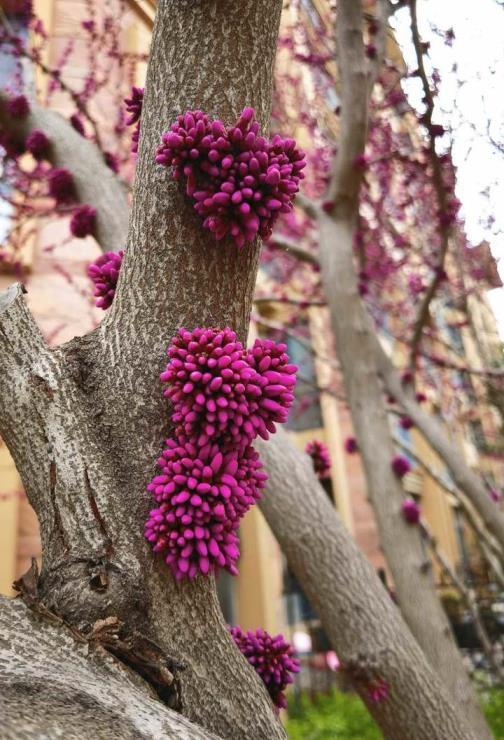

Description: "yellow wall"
0 446 21 596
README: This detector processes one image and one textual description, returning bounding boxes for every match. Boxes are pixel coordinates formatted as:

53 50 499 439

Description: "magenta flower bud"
305 440 331 479
125 86 144 153
70 204 96 239
47 167 76 204
25 129 49 159
344 436 358 454
401 498 420 524
399 415 414 431
87 249 124 309
70 113 85 136
367 677 389 703
6 94 30 118
391 454 411 479
156 107 306 247
229 626 300 710
145 438 266 580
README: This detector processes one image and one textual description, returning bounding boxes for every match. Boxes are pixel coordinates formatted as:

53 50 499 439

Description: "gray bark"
0 596 218 740
316 1 491 737
258 431 476 740
0 1 286 738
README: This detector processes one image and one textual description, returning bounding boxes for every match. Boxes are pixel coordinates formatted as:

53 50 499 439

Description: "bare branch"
258 431 477 740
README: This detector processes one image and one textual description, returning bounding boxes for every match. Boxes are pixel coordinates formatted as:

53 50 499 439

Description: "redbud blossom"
87 250 124 309
399 415 414 431
344 437 358 454
124 86 144 153
367 677 389 703
229 626 300 709
156 107 306 247
47 167 76 204
70 113 85 136
6 94 30 118
70 205 96 238
161 328 297 451
306 440 331 478
391 455 411 479
145 438 267 580
25 129 49 159
401 498 420 524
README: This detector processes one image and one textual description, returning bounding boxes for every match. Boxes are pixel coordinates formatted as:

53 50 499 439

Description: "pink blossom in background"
25 129 49 159
5 93 30 118
47 167 76 204
70 205 96 238
391 454 411 479
401 498 420 524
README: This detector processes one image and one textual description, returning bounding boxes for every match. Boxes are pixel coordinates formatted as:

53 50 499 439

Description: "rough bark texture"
316 1 491 737
376 347 504 552
258 431 476 740
0 2 286 738
0 597 218 740
0 96 129 252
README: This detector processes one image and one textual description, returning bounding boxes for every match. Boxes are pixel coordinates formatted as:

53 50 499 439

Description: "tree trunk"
0 596 218 740
0 1 286 738
258 431 477 740
315 1 491 737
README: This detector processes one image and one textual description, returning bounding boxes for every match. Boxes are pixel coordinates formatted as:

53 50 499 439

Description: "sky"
393 0 504 340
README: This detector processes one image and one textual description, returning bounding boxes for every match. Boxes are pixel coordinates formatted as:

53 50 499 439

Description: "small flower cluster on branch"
156 107 306 247
145 327 297 580
124 86 144 153
87 249 124 309
305 439 331 479
229 626 300 710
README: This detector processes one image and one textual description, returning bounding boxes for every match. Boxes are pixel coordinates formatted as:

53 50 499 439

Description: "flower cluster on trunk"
305 439 331 479
229 626 300 710
156 107 306 247
145 327 297 580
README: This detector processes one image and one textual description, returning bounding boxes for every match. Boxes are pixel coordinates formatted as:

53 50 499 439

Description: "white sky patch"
393 0 504 340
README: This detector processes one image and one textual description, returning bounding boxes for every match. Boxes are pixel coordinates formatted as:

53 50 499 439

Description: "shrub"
286 689 382 739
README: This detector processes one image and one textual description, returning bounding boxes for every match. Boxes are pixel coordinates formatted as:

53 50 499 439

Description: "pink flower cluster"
145 439 267 579
401 498 420 524
6 94 30 118
125 86 144 153
156 107 306 247
344 436 358 454
48 167 75 204
87 249 124 309
305 439 331 479
161 328 297 451
145 327 297 580
70 204 96 238
25 129 49 159
391 454 411 479
367 677 390 704
229 626 300 709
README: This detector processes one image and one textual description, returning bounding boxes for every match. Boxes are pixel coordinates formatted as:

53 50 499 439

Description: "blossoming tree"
0 1 501 739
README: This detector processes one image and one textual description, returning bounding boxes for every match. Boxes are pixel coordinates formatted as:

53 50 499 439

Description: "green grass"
482 687 504 739
286 687 504 739
286 689 382 740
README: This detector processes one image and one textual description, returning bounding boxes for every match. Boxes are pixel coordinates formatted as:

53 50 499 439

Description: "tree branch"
0 96 129 252
258 431 477 740
377 345 504 555
0 596 218 740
